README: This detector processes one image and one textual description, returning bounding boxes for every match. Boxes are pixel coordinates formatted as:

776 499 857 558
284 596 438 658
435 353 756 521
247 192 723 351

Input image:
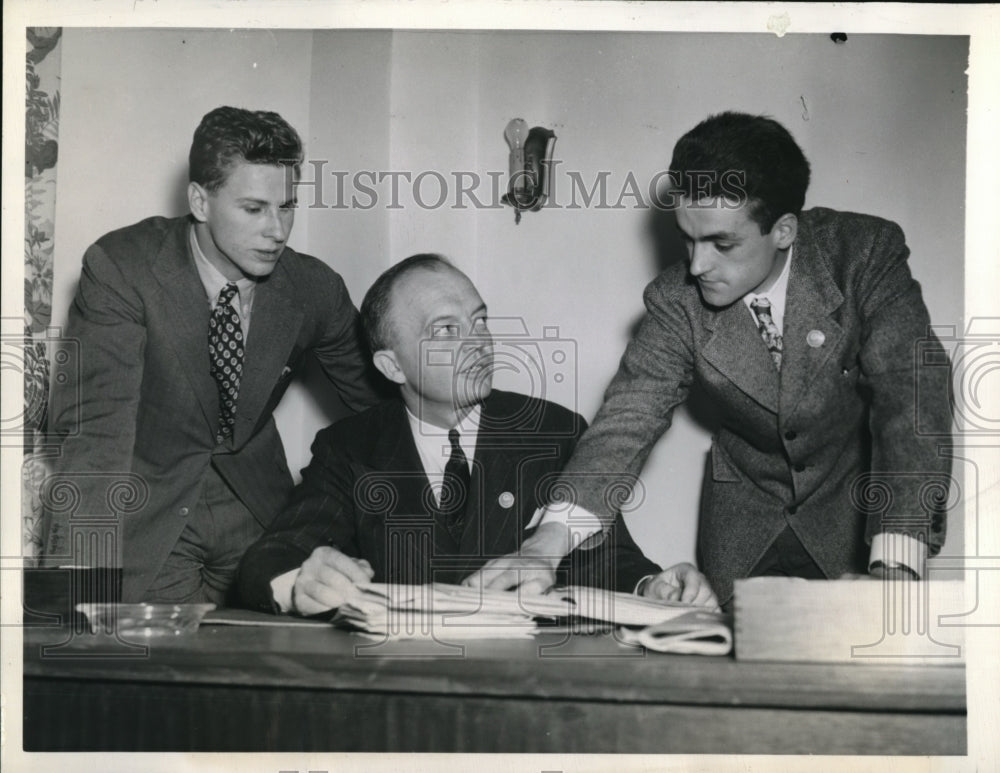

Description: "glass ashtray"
75 602 216 637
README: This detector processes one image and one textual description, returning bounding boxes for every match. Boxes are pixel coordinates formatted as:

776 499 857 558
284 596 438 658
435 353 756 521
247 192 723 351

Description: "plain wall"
51 29 967 570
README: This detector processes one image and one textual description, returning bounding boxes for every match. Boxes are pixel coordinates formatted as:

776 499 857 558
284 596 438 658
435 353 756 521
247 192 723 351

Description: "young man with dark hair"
44 106 381 604
468 111 954 606
238 255 717 615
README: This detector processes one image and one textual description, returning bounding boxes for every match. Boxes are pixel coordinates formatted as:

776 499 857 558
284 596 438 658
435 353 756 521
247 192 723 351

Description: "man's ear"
372 349 406 385
771 213 798 250
188 181 210 223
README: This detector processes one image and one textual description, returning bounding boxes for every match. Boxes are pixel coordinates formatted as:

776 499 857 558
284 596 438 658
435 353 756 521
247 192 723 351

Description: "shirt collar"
405 403 482 440
742 244 793 324
405 402 482 469
189 224 256 305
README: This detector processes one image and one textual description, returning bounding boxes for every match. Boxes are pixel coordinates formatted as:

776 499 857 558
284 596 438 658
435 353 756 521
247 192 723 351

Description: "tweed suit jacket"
44 215 380 601
557 208 953 603
238 389 662 612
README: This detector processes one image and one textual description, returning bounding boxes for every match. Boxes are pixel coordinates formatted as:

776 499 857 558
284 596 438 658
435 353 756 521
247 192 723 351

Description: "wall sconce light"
502 118 557 224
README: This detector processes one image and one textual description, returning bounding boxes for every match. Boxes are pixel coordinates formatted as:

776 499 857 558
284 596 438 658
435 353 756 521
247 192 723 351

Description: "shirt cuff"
869 532 927 578
270 567 301 613
525 504 604 548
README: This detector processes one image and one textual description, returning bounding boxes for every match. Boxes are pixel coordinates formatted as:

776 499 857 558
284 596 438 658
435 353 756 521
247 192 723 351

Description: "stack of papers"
333 583 732 654
334 583 558 640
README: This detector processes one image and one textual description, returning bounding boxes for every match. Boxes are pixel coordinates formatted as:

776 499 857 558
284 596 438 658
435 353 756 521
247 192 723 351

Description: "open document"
333 583 732 654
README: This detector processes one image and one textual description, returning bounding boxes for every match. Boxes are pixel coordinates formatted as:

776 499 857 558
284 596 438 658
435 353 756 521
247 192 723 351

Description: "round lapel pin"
806 329 826 348
498 492 515 509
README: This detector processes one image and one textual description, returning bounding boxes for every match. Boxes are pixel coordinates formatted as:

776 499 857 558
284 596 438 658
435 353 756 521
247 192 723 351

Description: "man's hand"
461 522 571 594
641 563 720 610
291 546 374 616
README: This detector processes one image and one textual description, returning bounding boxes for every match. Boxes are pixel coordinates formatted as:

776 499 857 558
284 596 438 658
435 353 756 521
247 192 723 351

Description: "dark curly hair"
668 111 811 233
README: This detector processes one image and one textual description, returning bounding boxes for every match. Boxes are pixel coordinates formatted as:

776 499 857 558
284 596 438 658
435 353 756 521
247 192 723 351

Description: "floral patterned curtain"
23 27 63 558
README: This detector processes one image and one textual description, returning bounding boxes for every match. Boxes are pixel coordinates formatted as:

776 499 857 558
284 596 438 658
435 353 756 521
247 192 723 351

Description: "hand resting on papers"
460 524 718 611
640 562 720 611
291 546 374 616
460 521 568 594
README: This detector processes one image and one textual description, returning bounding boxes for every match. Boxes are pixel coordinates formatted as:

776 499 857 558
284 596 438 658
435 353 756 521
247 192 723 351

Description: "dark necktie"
440 428 471 537
209 283 244 444
751 297 782 371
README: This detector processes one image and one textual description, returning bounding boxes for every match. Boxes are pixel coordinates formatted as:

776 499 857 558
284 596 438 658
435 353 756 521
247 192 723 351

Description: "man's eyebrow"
233 196 298 207
674 223 741 241
427 305 488 328
428 314 460 327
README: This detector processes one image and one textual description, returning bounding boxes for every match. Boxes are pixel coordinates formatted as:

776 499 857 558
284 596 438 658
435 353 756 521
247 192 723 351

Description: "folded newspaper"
332 583 732 654
617 609 733 655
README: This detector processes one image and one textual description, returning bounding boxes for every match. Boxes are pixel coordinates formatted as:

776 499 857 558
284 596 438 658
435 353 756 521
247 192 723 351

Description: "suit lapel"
701 300 780 413
459 398 524 557
231 258 305 447
779 226 845 420
149 219 219 431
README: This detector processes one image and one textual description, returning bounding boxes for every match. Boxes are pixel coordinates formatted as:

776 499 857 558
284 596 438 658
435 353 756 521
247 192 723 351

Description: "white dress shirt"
405 405 481 507
743 244 793 335
190 225 256 340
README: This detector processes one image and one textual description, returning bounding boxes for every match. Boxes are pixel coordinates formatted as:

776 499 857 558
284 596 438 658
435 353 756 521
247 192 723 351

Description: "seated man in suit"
239 254 717 614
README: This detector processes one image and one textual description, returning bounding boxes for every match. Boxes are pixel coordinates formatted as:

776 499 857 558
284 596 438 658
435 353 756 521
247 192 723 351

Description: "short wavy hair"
188 106 303 192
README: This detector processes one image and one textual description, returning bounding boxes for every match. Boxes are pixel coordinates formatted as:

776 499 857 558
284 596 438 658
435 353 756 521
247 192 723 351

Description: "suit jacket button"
787 505 798 515
784 430 797 441
498 492 515 509
179 507 190 516
794 463 806 472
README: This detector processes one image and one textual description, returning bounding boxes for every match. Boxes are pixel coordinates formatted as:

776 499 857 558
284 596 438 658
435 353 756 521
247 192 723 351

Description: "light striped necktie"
750 297 782 371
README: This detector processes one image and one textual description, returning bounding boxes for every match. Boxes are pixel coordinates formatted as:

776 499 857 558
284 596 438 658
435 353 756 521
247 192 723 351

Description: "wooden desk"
23 622 966 754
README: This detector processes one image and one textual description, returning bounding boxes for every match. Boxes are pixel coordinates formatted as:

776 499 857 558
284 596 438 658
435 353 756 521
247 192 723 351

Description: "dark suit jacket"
557 208 953 603
44 215 380 601
238 389 661 612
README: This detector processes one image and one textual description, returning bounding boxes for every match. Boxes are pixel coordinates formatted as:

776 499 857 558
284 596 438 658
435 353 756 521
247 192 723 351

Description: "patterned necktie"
750 297 782 371
440 429 471 537
209 283 244 444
